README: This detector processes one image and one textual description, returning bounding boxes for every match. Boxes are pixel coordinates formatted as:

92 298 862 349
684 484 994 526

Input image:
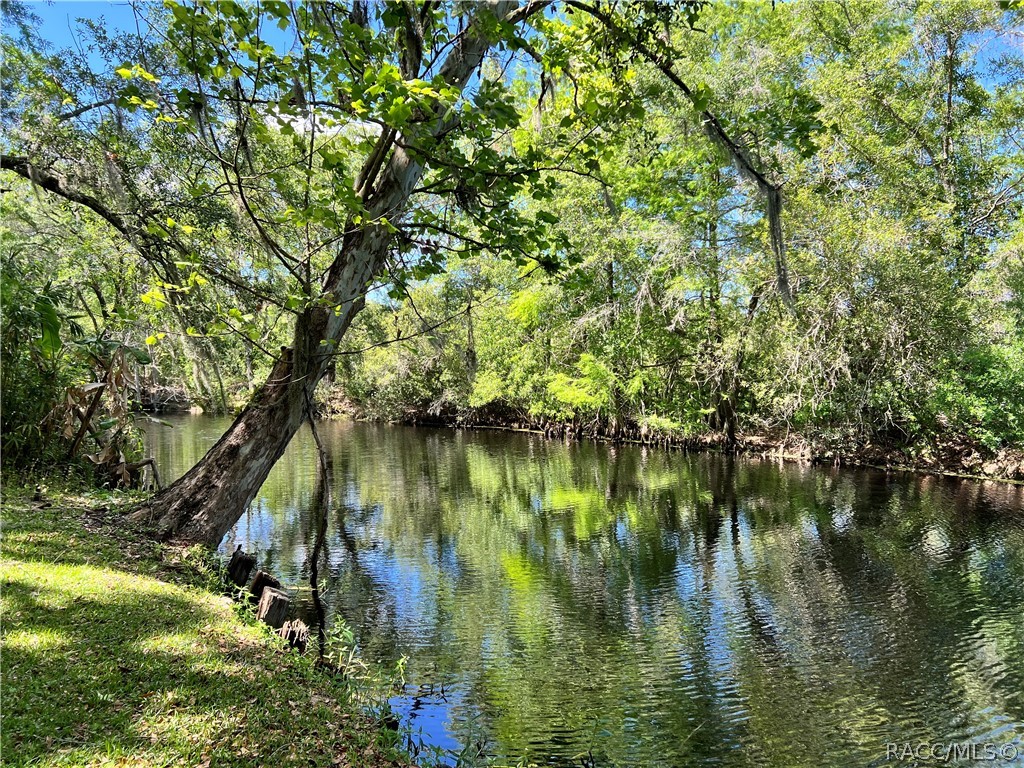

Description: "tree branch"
563 0 797 314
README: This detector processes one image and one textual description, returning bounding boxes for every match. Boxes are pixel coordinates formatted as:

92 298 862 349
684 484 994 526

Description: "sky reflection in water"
146 416 1024 767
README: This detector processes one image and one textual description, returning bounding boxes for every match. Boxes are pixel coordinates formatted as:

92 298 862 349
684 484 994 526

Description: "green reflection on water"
145 416 1024 767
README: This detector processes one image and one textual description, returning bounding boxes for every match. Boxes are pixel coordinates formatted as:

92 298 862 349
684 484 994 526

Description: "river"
145 415 1024 767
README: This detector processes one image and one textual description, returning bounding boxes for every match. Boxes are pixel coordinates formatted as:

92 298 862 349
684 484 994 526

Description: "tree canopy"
3 0 1023 539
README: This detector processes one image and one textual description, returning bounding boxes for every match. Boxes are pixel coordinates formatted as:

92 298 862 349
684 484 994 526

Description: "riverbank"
0 490 412 768
324 399 1024 483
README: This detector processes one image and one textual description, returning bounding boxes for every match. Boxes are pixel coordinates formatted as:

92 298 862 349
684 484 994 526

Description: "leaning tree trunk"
132 223 391 544
134 351 311 543
132 2 521 544
7 2 528 546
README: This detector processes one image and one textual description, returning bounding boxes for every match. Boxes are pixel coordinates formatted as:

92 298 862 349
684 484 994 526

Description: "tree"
2 0 594 544
330 0 1024 463
0 7 252 413
561 0 810 315
120 0 572 543
6 0 1023 537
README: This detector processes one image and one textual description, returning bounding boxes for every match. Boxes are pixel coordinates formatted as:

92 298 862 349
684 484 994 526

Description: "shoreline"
325 405 1024 485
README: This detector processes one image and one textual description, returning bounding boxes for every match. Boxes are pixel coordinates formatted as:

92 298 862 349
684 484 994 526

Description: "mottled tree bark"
133 220 393 543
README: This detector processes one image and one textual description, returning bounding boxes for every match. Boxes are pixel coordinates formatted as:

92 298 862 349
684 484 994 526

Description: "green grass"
0 492 410 767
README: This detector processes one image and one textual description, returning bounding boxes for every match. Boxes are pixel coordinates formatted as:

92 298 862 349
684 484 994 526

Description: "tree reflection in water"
147 416 1024 767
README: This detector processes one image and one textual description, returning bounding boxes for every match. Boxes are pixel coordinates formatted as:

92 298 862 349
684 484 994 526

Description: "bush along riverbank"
322 398 1024 484
0 488 414 768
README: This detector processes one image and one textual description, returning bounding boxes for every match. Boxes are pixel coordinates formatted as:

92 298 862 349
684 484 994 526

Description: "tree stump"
257 587 289 629
278 619 309 653
227 546 257 587
248 570 282 603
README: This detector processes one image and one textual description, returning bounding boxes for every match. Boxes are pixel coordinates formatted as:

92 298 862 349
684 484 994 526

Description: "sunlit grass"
0 494 410 767
2 627 70 652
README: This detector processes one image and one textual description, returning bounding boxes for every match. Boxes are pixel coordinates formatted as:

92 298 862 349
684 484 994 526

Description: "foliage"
330 0 1024 457
934 341 1024 450
0 254 81 467
2 0 1023 478
0 242 157 482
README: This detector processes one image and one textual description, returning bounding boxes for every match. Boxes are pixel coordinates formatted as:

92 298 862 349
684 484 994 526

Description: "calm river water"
145 416 1024 767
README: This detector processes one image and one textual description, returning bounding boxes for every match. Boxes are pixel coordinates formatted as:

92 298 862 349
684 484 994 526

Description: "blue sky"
20 1 1023 91
29 1 140 48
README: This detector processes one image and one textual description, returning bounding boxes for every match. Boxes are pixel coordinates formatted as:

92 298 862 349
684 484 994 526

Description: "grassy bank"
0 491 410 768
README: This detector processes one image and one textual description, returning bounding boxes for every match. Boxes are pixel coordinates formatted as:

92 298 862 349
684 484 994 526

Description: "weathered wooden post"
256 587 290 629
227 546 257 587
248 570 282 603
279 619 309 653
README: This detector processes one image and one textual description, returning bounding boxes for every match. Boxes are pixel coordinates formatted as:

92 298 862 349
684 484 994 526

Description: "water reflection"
146 416 1024 766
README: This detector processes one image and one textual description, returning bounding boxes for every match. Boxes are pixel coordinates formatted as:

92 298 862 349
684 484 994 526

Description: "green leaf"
690 82 713 113
34 295 62 358
140 289 168 309
385 96 413 125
